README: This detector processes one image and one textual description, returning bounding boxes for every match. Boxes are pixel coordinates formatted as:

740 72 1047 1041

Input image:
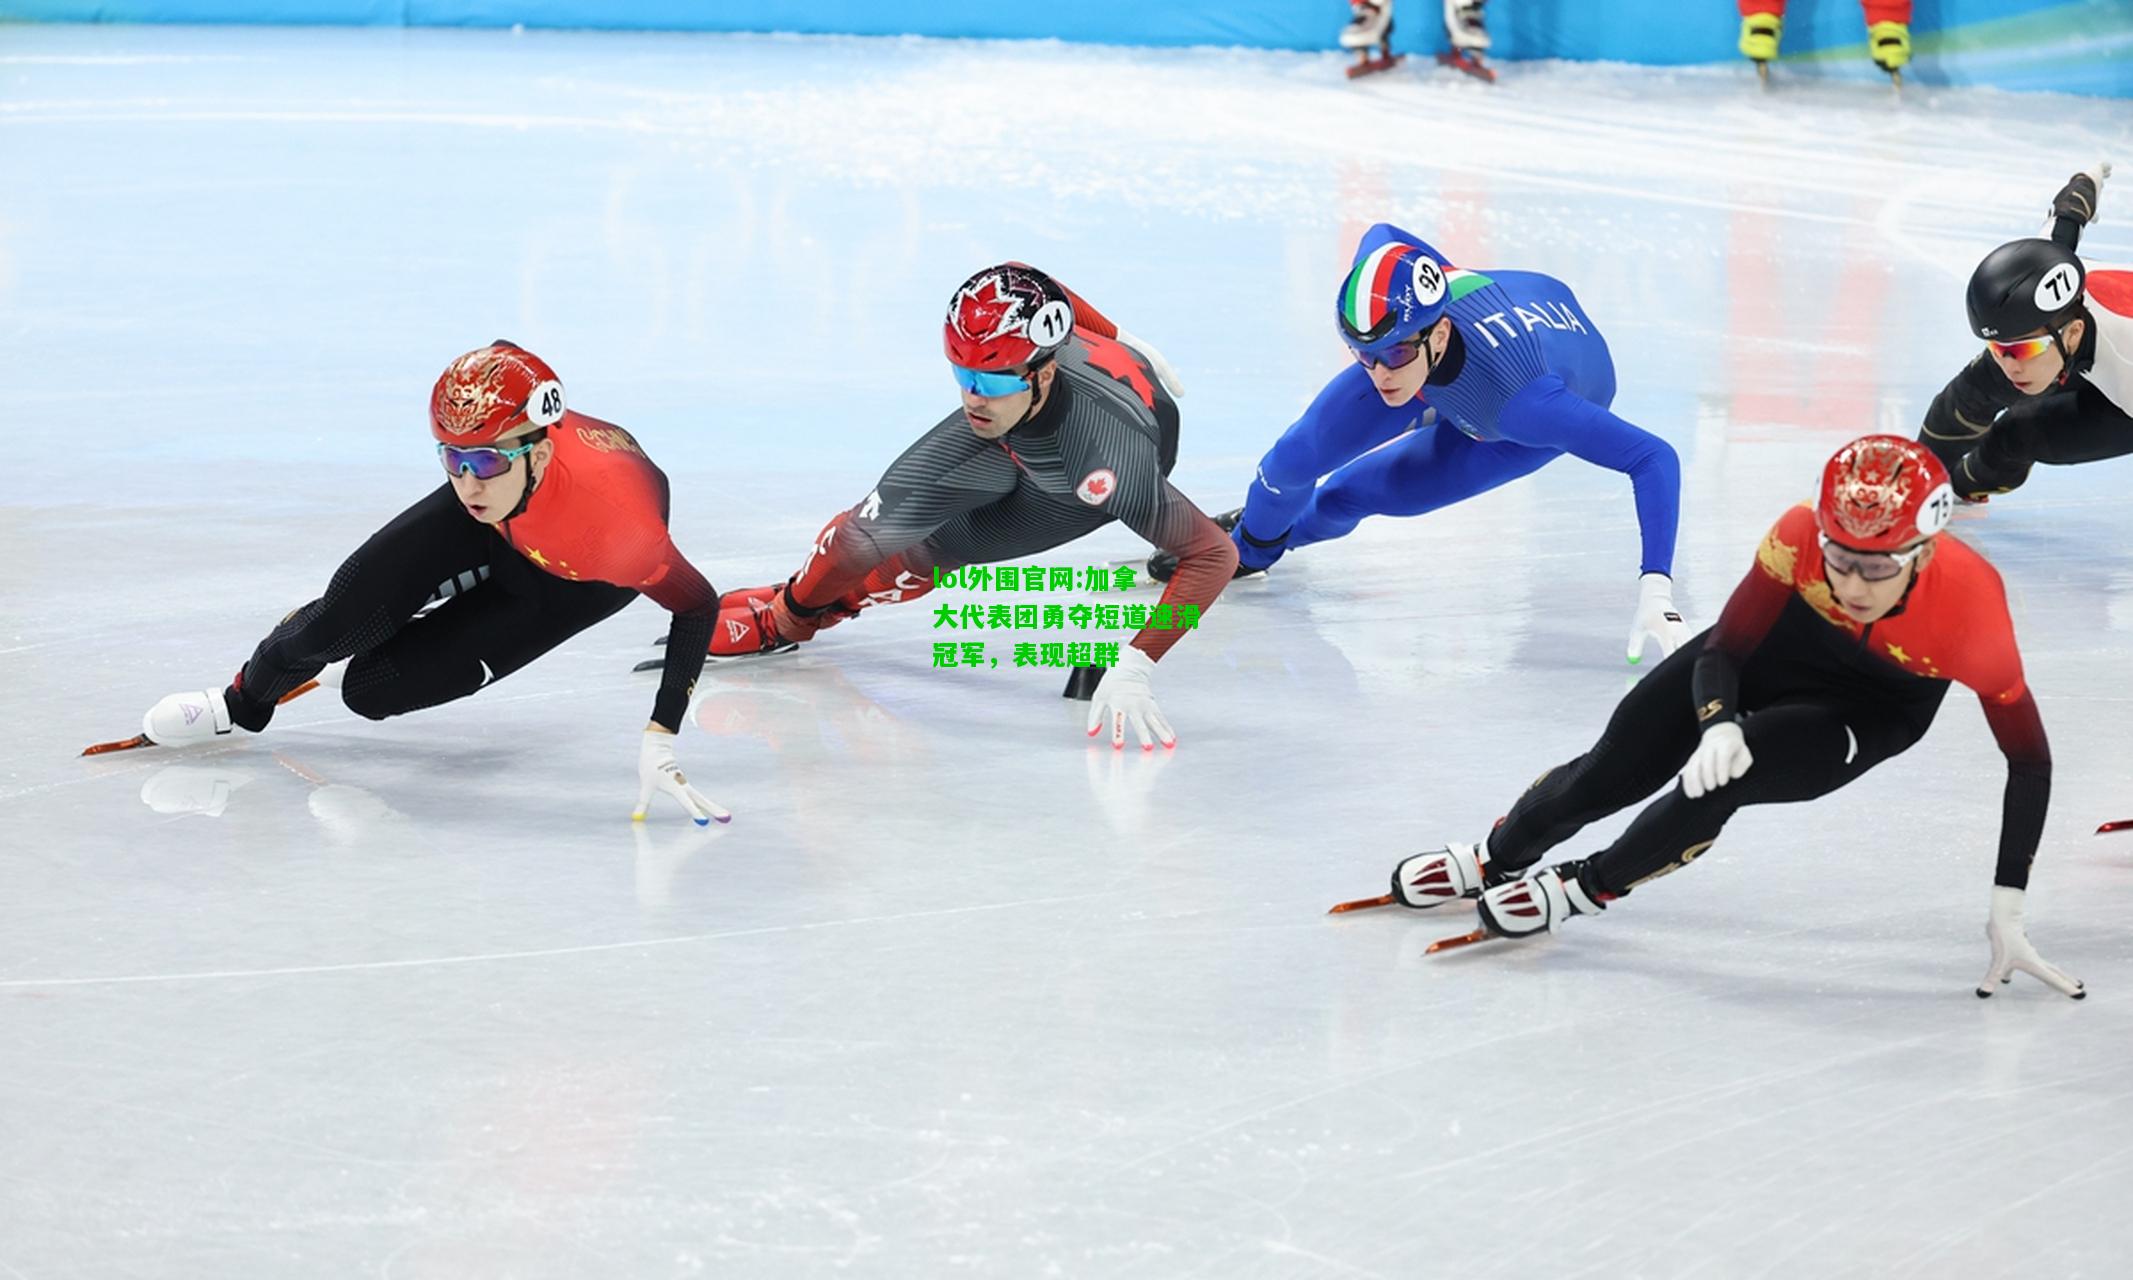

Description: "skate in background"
1341 1 1493 83
1340 1 1400 78
1740 1 1912 87
1439 0 1493 81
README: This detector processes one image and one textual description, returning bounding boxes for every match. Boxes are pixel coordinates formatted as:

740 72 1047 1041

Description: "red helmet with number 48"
429 340 567 445
943 264 1076 372
1817 435 1956 552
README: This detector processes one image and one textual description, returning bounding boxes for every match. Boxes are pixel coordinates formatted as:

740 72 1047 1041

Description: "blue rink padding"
5 0 2128 96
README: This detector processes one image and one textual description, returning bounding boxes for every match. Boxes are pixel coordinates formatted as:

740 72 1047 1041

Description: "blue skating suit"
1233 223 1680 575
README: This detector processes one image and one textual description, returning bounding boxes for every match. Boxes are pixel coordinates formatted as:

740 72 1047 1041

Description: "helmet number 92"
1412 257 1447 305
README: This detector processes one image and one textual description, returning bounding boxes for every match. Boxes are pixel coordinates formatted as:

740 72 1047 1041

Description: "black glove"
1955 449 2027 502
2051 172 2100 227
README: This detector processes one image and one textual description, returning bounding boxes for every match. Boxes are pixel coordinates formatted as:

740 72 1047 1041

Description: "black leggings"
226 484 636 730
1489 631 1932 897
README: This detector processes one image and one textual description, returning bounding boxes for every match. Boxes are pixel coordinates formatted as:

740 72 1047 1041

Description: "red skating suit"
1705 502 2049 885
500 410 716 617
1720 505 2023 702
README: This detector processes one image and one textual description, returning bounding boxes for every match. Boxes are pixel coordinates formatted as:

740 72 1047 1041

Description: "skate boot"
1438 0 1495 80
1341 0 1392 49
1391 842 1490 908
1740 12 1781 82
706 586 801 660
1475 859 1610 940
141 688 236 746
1342 1 1402 78
1147 508 1274 583
1869 20 1910 82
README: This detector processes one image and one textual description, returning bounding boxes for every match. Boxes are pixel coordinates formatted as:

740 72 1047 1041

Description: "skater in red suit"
1739 1 1913 77
137 342 730 826
1371 436 2082 1000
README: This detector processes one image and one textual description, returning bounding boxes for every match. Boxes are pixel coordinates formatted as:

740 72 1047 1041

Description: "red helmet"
1817 435 1956 552
429 341 566 445
943 264 1075 372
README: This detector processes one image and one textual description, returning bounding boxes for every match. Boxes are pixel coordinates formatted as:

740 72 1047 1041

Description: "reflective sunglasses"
950 363 1032 397
1350 337 1427 371
1986 333 2054 362
438 439 538 480
1820 535 1928 583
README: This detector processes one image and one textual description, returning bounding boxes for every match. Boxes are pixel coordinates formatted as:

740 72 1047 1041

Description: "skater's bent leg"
228 485 500 730
1487 635 1704 873
341 573 636 721
1581 700 1914 896
1288 428 1555 550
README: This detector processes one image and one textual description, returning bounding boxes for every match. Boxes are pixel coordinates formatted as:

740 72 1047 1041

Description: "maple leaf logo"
952 276 1028 343
1076 467 1118 507
1080 334 1155 409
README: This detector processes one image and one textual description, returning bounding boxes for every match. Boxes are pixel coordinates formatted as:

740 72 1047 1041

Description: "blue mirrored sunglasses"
950 363 1032 397
438 440 537 480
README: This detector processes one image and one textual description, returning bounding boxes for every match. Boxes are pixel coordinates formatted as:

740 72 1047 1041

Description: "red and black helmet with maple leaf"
943 263 1076 372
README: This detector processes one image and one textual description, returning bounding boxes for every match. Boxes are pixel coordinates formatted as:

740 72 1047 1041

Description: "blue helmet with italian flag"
1335 237 1451 360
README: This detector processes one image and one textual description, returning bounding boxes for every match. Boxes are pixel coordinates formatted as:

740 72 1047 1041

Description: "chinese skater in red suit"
1363 436 2081 999
136 341 730 825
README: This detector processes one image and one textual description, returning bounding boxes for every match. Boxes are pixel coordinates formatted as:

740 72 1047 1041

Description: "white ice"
5 24 2133 1279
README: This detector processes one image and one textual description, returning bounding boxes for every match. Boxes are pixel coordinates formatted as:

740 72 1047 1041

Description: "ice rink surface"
6 22 2133 1278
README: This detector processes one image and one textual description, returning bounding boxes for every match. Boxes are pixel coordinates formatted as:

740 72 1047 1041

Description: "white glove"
1628 572 1687 664
1085 645 1176 751
1679 721 1752 800
633 729 731 826
1114 327 1184 400
1979 885 2085 999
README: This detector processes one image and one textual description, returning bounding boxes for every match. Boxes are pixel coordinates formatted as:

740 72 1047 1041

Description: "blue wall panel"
4 0 2127 96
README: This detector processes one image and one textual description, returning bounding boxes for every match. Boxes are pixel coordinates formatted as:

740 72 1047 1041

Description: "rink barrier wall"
6 0 2129 97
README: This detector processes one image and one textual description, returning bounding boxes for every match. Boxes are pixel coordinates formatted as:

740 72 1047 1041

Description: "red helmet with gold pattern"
429 341 566 445
1817 435 1956 552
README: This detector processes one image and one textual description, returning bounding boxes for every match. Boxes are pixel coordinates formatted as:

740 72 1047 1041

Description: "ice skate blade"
2098 819 2133 836
1425 927 1493 954
1328 893 1397 915
1434 50 1496 82
82 734 152 757
1346 53 1403 79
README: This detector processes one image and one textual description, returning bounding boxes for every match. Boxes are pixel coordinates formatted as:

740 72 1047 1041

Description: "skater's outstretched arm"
1917 353 2028 475
1496 374 1680 577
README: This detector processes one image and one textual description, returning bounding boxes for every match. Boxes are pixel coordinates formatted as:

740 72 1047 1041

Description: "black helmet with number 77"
1966 238 2086 340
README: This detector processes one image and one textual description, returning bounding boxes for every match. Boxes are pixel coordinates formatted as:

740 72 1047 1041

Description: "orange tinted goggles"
1986 334 2054 361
